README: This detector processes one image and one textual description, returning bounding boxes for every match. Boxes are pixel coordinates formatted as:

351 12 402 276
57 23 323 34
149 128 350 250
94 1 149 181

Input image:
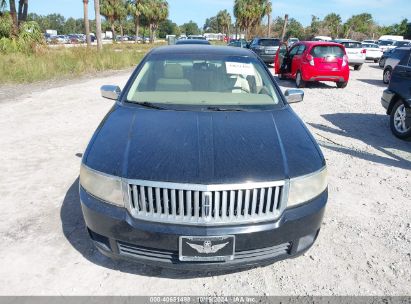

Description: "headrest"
164 63 184 79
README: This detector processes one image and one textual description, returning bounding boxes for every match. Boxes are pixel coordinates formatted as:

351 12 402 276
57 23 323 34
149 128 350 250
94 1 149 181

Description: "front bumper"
381 89 395 113
80 186 327 270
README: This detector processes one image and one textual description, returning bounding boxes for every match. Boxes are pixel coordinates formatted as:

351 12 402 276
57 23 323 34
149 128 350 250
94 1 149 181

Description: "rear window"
310 46 345 58
258 39 280 46
379 40 394 46
341 42 362 48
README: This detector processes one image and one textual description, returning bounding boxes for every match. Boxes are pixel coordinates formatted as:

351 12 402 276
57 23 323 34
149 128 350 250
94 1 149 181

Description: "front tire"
383 68 392 84
390 100 411 140
295 71 305 88
379 58 385 68
354 64 362 71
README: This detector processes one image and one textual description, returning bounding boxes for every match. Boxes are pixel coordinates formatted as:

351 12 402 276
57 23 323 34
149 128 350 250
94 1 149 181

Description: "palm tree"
323 13 342 38
264 0 272 37
234 0 265 39
17 0 27 25
8 0 18 36
142 0 168 43
100 0 121 40
83 0 91 46
127 0 145 42
217 10 231 40
94 0 103 49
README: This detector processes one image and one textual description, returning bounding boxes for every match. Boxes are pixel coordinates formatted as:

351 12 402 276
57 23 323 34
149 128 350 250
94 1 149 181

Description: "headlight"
287 167 328 208
80 164 124 207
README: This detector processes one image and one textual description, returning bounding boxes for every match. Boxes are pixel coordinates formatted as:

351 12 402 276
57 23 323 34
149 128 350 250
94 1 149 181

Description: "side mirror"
101 85 121 100
284 89 304 104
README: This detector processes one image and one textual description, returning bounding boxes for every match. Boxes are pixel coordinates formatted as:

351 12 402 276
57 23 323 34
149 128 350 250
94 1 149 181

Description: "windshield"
258 39 280 46
341 42 362 48
126 54 280 107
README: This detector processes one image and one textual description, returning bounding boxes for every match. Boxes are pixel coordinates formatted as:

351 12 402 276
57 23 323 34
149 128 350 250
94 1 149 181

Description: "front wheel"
337 81 348 88
295 71 305 88
383 68 392 84
354 65 362 71
379 58 385 68
390 100 411 140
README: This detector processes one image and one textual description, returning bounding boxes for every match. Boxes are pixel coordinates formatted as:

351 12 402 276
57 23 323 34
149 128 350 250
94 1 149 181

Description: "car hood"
84 105 325 184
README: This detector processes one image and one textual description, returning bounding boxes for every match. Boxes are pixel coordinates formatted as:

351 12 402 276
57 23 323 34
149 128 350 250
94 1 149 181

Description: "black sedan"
79 45 328 270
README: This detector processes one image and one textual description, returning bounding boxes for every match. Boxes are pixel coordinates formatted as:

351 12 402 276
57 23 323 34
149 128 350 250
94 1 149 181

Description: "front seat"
155 63 192 92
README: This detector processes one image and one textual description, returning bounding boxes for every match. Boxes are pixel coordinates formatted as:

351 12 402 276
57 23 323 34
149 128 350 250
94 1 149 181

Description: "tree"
234 0 266 39
323 13 341 38
9 0 17 36
17 0 27 25
83 0 91 46
180 20 200 36
94 0 102 49
343 13 374 38
217 9 231 38
264 0 272 37
203 16 218 32
127 0 146 41
158 18 179 38
141 0 168 43
100 0 125 40
286 18 304 40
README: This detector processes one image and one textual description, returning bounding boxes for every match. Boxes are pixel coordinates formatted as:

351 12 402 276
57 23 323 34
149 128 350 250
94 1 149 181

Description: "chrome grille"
126 180 287 225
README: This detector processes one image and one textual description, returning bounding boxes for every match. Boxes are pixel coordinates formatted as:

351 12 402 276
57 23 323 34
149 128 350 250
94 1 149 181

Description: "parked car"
227 39 248 48
383 47 411 84
362 39 378 44
312 36 332 41
187 35 206 40
287 37 299 46
361 43 383 62
79 45 328 270
392 40 411 47
380 50 411 139
274 41 350 88
378 40 395 52
379 49 393 68
249 37 281 64
332 39 365 70
176 39 210 45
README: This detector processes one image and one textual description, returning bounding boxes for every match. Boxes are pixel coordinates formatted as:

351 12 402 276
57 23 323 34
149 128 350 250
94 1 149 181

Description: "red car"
274 41 350 88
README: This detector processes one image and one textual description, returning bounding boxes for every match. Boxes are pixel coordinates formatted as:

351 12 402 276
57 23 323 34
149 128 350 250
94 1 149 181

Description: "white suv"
333 39 366 70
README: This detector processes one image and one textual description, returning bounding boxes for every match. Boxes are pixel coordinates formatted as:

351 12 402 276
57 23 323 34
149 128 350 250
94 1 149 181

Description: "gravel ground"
0 62 410 296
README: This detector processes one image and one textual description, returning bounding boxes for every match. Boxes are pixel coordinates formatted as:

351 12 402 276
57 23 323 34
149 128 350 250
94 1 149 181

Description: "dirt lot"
0 63 410 296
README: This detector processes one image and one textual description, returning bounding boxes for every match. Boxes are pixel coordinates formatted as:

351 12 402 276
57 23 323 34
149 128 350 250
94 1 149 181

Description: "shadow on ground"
309 113 411 170
61 178 260 279
357 79 387 87
274 76 337 89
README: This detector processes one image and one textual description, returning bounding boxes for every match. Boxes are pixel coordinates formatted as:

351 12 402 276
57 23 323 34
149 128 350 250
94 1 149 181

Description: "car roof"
175 39 210 45
150 45 257 57
295 41 345 47
333 39 360 43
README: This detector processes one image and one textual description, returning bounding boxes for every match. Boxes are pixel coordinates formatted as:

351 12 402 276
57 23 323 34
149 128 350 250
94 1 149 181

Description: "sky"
28 0 410 27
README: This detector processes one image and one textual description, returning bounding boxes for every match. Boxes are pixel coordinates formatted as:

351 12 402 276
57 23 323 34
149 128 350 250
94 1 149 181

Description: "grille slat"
128 181 285 225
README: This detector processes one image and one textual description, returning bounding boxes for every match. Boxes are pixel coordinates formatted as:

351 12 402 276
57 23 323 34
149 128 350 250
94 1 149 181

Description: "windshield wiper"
206 106 245 112
135 101 167 110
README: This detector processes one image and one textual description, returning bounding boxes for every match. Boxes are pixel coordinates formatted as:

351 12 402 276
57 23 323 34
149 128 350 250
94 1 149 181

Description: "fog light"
297 231 319 251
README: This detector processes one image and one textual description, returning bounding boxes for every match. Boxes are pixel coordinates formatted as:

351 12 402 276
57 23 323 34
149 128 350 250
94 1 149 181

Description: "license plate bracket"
179 235 235 262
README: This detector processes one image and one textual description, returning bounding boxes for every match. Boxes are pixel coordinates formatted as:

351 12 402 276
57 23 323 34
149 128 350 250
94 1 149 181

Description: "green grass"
0 43 159 84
